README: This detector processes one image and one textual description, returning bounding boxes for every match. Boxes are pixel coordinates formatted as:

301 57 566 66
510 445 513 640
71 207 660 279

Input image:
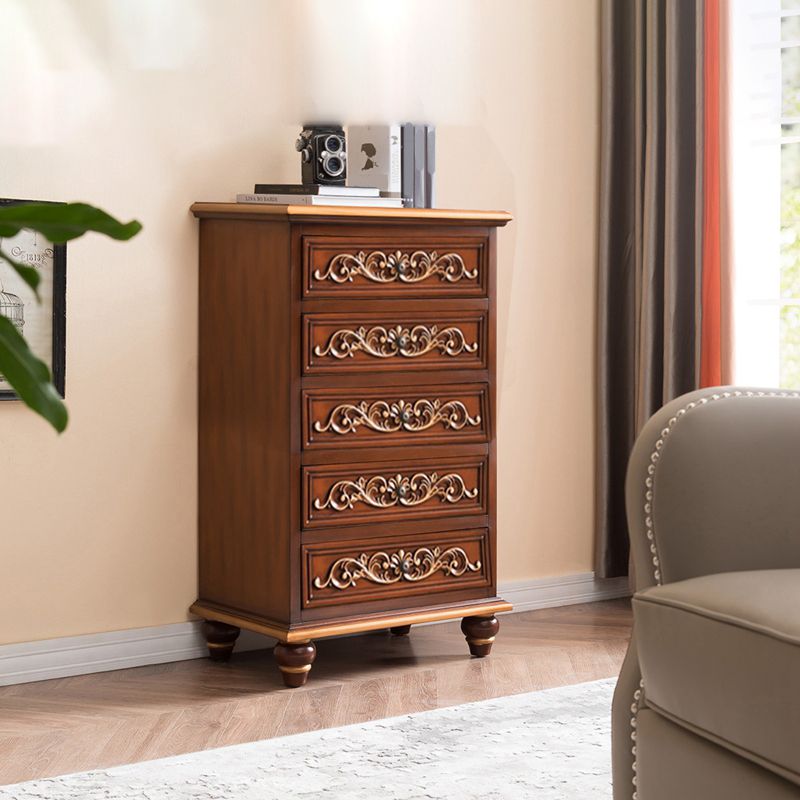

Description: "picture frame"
0 198 66 399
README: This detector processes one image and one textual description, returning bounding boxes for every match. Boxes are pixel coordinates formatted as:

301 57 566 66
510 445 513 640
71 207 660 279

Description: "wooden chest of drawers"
190 203 512 687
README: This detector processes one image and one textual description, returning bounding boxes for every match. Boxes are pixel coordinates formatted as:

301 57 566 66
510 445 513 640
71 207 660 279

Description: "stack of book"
238 122 435 209
236 185 403 208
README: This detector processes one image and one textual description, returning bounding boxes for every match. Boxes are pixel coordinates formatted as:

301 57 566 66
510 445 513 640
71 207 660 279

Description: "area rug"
1 678 615 800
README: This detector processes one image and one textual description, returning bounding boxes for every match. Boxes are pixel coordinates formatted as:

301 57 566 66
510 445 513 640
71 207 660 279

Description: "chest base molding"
190 597 512 644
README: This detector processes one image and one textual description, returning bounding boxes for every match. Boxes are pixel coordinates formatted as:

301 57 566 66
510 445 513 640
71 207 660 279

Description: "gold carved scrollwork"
313 471 478 512
313 546 482 590
313 250 476 285
313 398 481 436
313 324 479 360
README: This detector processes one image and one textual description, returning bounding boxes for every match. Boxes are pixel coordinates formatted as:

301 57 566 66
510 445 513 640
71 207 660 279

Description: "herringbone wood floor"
0 600 631 786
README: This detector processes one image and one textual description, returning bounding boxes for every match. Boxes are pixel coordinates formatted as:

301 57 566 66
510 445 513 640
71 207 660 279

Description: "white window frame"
730 0 783 387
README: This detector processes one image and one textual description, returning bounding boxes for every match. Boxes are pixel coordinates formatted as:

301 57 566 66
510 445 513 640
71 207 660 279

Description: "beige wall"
0 0 599 645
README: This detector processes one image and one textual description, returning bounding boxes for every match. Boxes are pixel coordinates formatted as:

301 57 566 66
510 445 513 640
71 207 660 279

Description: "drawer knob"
314 398 481 436
313 249 477 285
314 471 478 513
314 324 478 360
313 545 482 590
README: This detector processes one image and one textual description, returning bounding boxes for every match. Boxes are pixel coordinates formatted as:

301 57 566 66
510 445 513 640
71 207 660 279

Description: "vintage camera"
295 125 347 185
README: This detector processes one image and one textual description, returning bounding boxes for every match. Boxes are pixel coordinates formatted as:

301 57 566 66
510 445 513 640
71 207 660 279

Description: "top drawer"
301 235 488 299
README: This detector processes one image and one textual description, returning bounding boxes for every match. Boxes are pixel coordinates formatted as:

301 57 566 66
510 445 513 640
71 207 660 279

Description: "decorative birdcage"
0 282 24 332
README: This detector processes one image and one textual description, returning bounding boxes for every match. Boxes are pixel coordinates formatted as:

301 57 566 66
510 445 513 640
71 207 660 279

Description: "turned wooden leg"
202 620 240 662
389 625 411 636
461 615 499 658
274 640 316 688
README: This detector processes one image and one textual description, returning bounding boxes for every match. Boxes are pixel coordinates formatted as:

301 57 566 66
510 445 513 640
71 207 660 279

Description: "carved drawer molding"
314 250 476 285
303 459 487 528
301 235 488 298
314 324 478 360
302 528 492 609
313 546 482 590
302 384 490 449
314 398 481 436
313 471 478 513
304 312 487 374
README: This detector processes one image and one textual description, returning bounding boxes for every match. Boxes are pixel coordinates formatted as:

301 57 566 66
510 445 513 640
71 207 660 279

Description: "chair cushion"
633 569 800 783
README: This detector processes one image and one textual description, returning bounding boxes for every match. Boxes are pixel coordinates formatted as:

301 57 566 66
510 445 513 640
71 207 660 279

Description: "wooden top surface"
191 202 512 226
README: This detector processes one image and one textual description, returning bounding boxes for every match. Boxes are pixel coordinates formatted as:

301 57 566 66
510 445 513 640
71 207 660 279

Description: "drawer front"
303 384 489 449
303 528 491 608
303 311 487 374
303 457 487 529
302 235 488 299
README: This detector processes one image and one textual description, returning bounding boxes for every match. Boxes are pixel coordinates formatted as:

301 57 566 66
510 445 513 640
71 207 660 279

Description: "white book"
346 124 402 196
236 193 403 207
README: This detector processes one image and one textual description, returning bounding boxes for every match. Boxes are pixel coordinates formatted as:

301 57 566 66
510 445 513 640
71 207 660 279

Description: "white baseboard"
499 572 630 613
0 572 630 687
0 623 268 687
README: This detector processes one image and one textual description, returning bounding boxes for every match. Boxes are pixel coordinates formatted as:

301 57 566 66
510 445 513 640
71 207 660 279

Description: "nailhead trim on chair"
632 388 800 799
642 389 800 586
630 678 644 800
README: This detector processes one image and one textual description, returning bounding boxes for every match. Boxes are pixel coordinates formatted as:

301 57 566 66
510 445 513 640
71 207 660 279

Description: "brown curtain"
595 0 704 579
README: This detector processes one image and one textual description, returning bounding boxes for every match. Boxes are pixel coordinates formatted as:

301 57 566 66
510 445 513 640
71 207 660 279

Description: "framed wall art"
0 198 66 399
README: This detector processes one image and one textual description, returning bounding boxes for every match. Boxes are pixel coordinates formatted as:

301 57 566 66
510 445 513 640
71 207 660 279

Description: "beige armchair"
612 388 800 799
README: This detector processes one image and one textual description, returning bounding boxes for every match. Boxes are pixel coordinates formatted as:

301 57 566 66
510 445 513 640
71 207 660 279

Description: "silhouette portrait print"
360 142 378 171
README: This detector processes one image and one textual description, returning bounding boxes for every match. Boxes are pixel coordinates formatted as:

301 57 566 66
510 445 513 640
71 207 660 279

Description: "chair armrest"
625 387 800 592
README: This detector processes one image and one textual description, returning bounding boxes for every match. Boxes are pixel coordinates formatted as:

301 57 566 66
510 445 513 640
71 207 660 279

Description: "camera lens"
324 135 343 153
323 154 345 176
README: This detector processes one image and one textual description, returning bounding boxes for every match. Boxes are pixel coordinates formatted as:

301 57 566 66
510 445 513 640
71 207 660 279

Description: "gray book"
425 125 436 208
413 124 426 209
401 123 415 208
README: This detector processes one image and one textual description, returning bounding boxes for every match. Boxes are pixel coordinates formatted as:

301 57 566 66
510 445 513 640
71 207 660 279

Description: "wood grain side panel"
487 227 499 592
303 528 490 609
198 218 292 623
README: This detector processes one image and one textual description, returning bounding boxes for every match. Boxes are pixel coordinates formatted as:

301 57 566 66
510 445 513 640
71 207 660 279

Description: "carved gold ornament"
313 250 476 285
313 471 478 512
314 398 481 436
313 324 478 360
313 545 482 590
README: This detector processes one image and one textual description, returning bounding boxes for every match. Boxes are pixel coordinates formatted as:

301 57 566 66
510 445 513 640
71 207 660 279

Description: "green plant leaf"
0 315 67 432
0 201 141 432
0 247 41 298
0 202 142 243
